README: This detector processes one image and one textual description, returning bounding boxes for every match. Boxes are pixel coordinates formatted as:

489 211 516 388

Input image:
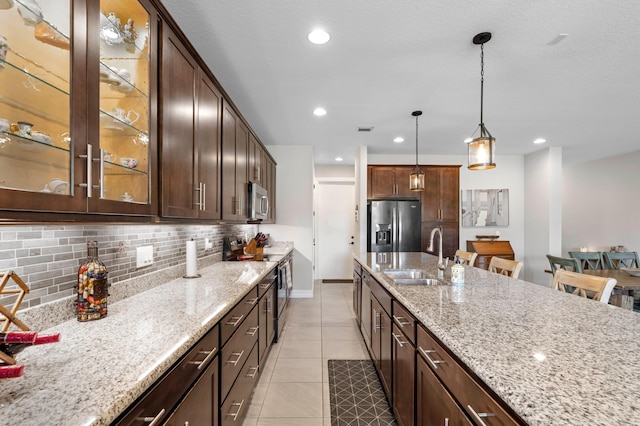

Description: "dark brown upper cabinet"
160 24 221 220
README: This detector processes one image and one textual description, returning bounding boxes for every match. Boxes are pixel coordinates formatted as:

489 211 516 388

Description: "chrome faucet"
427 227 447 275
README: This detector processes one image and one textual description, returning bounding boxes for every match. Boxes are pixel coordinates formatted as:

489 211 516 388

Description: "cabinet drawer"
392 301 416 345
221 287 259 345
258 269 277 298
221 306 259 401
113 325 219 425
369 276 391 315
221 342 260 426
417 326 521 426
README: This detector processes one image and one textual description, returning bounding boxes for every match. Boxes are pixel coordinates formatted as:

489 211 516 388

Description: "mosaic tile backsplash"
0 223 257 311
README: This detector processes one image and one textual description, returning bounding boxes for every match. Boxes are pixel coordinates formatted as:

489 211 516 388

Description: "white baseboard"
289 289 314 298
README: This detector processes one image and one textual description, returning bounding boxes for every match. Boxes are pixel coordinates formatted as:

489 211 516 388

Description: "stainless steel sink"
383 269 428 279
383 269 444 285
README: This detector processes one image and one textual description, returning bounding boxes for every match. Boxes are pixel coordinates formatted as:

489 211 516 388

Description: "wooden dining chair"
603 251 639 270
488 256 523 279
454 250 478 266
568 251 604 270
552 269 617 304
546 254 582 275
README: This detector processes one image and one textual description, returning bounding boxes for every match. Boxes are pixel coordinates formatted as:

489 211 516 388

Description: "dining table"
582 268 640 311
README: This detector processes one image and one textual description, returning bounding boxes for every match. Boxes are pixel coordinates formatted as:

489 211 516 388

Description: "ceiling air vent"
357 126 374 132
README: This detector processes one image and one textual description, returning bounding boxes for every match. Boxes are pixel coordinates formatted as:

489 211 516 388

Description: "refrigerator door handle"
392 206 398 251
397 206 403 251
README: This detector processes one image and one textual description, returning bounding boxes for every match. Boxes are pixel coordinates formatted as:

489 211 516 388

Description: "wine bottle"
0 331 38 344
0 332 61 357
0 364 25 379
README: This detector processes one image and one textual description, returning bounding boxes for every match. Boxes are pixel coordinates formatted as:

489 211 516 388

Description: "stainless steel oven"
275 252 293 342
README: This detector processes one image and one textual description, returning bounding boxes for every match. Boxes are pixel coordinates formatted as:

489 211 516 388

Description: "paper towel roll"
185 240 198 277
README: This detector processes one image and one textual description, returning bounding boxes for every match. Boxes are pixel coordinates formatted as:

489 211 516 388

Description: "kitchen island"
0 259 279 425
356 252 640 426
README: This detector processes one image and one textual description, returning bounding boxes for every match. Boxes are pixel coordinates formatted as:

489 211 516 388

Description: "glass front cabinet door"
0 0 156 216
91 0 155 214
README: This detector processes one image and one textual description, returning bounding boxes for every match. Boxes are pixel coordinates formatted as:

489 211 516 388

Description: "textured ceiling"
160 0 640 165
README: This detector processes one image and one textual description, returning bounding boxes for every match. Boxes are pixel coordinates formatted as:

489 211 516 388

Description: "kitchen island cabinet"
354 252 640 425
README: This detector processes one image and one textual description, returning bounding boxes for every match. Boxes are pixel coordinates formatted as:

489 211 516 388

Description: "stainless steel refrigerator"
367 200 421 252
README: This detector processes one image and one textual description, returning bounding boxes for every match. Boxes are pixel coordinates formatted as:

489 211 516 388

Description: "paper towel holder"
183 238 201 279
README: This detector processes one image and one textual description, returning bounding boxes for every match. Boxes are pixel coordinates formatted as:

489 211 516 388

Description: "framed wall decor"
461 188 509 227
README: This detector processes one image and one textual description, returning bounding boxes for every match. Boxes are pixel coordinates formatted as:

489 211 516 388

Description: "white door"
316 179 356 280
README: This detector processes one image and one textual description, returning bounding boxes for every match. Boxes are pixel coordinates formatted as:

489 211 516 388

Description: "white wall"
315 165 354 179
368 154 526 264
563 150 640 255
523 147 563 286
261 145 315 297
355 146 368 254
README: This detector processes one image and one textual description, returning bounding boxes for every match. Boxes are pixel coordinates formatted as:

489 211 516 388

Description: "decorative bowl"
621 268 640 277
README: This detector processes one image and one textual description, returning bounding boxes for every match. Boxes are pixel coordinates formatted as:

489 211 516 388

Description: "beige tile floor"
242 281 368 426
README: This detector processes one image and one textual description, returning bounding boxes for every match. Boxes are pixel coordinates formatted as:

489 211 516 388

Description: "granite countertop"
0 260 280 426
355 252 640 426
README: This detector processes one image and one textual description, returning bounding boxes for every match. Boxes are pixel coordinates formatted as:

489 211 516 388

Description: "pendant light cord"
415 114 419 167
480 43 485 126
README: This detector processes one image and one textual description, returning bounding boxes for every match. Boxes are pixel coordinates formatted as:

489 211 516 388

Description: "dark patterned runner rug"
327 359 397 426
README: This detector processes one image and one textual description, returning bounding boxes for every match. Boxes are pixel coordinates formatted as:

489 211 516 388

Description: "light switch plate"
136 245 154 268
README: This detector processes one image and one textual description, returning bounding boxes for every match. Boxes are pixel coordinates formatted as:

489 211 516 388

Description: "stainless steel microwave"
248 182 269 220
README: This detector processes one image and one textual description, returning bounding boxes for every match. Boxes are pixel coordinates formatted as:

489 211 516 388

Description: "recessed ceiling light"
335 157 343 162
533 138 547 144
393 137 404 143
313 107 327 116
308 29 330 45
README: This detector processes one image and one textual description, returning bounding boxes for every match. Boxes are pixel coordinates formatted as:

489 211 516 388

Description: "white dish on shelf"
31 131 53 145
621 268 640 277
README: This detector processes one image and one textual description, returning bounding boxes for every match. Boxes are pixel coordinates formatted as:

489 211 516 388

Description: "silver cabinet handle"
98 148 105 198
444 418 449 426
392 332 406 347
140 408 166 426
419 346 445 370
373 309 380 332
226 350 245 366
226 314 244 327
226 399 245 421
245 365 259 378
202 182 206 210
78 143 94 197
467 405 495 426
392 315 412 327
188 347 217 370
194 182 204 209
246 297 259 306
245 326 259 336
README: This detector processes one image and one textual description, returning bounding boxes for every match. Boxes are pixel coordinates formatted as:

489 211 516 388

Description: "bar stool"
454 250 478 266
488 256 523 279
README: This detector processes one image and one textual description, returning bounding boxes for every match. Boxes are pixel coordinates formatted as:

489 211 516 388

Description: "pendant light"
466 32 496 170
409 110 425 191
